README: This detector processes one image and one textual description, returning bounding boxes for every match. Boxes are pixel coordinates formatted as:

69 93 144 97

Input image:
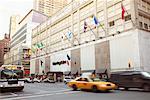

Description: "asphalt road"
0 83 150 100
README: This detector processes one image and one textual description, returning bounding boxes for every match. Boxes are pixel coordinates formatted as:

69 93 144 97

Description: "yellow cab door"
75 78 84 89
79 78 92 90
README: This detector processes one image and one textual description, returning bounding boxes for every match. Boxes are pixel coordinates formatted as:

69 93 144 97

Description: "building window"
139 22 143 28
109 21 115 27
144 23 148 29
125 15 131 21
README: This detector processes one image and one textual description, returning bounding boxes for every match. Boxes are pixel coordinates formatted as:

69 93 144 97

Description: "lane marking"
2 91 80 100
0 89 71 99
30 89 71 95
0 93 18 98
0 94 17 99
10 93 18 96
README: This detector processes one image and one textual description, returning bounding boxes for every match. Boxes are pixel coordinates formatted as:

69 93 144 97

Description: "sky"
0 0 33 40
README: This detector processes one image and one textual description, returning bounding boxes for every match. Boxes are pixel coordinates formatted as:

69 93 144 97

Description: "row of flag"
62 2 127 40
84 2 126 33
32 2 127 53
31 42 44 53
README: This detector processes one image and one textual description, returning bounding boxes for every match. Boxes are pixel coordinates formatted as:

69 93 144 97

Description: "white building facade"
4 9 48 75
31 0 150 75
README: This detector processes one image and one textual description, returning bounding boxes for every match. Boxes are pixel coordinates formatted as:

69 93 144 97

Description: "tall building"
9 15 21 39
31 0 150 75
33 0 68 16
4 9 48 75
0 34 10 66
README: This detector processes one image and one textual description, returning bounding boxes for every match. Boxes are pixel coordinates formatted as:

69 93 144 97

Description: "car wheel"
143 84 150 92
92 85 98 92
72 84 77 91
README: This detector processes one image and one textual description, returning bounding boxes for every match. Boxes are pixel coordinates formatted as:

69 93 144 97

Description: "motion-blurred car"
63 76 73 84
109 71 150 91
67 77 116 92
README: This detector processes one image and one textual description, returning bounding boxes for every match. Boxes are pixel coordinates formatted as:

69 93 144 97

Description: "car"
24 78 33 83
42 78 55 83
67 77 117 92
33 78 41 83
109 71 150 91
63 76 73 84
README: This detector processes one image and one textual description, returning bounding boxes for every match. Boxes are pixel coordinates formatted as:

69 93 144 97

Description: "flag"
92 16 106 33
39 42 44 48
93 16 99 26
67 31 73 39
93 16 104 27
40 60 43 67
36 42 44 49
121 3 125 20
67 54 71 60
36 43 41 48
84 21 87 32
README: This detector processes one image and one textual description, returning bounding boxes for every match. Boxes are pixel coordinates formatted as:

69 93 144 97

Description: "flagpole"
84 17 107 39
99 23 107 34
68 28 80 44
121 0 136 27
87 24 97 38
93 14 107 37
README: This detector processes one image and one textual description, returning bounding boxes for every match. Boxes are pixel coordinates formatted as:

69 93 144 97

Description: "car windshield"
1 69 23 79
141 72 150 78
91 78 107 82
65 77 72 79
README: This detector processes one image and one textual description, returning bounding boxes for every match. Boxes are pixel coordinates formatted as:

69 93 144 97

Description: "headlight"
19 81 24 86
20 83 24 86
0 84 4 87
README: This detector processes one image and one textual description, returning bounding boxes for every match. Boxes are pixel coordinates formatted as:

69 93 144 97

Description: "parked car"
63 76 73 84
67 77 117 92
42 78 55 83
33 78 41 83
109 71 150 91
24 77 33 83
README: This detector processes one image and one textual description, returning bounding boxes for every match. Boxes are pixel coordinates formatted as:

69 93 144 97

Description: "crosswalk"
1 90 80 100
0 83 73 100
0 89 78 100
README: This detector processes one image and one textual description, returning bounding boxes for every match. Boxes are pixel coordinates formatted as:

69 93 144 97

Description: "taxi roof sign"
1 65 23 70
6 66 17 70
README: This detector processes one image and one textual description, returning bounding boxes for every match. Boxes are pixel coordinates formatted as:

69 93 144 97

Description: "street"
0 83 150 100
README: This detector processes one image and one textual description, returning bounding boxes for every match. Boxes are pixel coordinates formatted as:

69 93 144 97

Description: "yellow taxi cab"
67 77 117 92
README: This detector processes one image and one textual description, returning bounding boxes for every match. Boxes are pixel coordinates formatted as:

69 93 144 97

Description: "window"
125 15 131 21
109 21 115 27
76 78 89 82
76 78 83 81
144 23 148 29
83 78 89 82
139 22 143 28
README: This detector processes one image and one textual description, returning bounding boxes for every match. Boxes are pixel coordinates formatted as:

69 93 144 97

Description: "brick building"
0 34 10 66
